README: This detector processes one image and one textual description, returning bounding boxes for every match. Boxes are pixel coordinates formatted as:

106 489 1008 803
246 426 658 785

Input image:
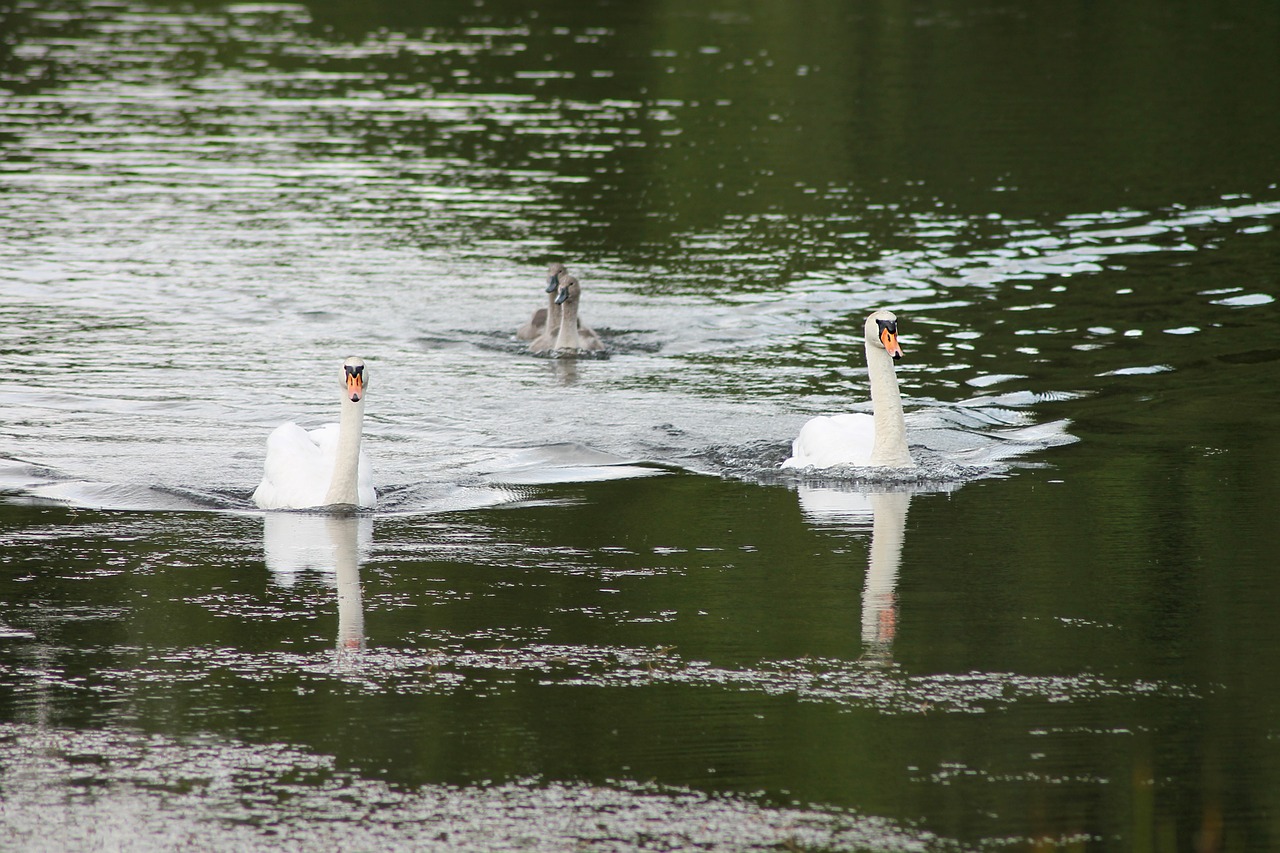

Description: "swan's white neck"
866 341 915 467
323 397 365 506
554 297 581 350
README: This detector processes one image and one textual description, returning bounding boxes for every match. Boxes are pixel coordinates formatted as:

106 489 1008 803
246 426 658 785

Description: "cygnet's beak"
344 368 365 403
555 285 570 305
546 273 560 293
880 326 904 360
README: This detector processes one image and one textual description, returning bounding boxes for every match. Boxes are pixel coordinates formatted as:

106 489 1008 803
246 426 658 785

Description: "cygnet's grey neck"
545 290 562 333
554 293 583 350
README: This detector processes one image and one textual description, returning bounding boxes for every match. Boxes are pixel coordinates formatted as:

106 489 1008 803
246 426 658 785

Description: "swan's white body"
252 357 376 509
784 413 882 469
519 262 568 343
783 310 915 469
551 275 604 354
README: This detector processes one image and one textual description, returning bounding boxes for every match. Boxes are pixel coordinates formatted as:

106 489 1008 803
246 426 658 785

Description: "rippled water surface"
2 0 1279 849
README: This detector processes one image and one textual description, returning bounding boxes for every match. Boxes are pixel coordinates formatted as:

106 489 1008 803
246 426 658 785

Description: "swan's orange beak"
345 371 364 403
881 327 904 360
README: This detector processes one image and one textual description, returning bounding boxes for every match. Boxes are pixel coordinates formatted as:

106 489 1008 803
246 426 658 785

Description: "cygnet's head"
546 262 569 293
554 275 582 306
864 310 904 360
342 356 367 403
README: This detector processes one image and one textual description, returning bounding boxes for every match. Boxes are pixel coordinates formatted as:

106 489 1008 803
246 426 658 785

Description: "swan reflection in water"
262 512 371 654
549 355 578 386
795 486 913 662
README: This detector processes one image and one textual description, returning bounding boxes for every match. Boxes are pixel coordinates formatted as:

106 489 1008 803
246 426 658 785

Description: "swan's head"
546 262 569 293
554 275 581 306
865 310 904 360
342 357 367 404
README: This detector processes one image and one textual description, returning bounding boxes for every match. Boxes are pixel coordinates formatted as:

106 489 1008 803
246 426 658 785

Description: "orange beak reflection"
881 327 904 359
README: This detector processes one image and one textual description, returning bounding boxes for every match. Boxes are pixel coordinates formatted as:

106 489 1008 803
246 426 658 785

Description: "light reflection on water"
2 0 1279 849
3 1 1277 509
0 722 941 852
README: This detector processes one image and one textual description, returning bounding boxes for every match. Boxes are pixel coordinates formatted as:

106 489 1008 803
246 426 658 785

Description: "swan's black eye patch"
876 319 897 335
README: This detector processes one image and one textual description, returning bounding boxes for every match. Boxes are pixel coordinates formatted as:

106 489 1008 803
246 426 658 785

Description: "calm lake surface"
2 0 1279 849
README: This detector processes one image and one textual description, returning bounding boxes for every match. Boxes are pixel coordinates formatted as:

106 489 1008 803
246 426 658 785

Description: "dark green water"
1 0 1278 849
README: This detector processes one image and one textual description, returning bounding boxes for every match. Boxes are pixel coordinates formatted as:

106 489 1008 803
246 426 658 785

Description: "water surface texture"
2 1 1279 849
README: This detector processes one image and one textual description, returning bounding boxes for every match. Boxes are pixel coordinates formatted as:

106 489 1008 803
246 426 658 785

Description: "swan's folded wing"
307 423 342 457
253 421 332 509
516 307 548 340
578 322 605 351
783 413 875 469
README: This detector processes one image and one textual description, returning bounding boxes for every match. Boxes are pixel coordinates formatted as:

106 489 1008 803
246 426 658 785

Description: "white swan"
783 310 915 469
252 357 376 509
517 262 567 342
550 274 604 354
